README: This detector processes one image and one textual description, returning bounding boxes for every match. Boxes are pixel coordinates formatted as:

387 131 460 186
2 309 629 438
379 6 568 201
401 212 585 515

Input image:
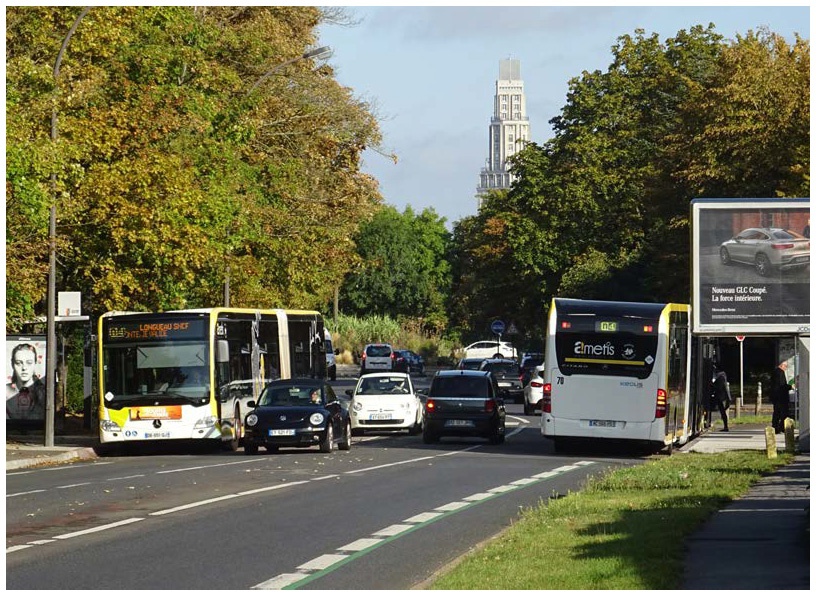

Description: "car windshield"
430 376 489 398
357 377 409 395
366 345 392 357
259 385 322 406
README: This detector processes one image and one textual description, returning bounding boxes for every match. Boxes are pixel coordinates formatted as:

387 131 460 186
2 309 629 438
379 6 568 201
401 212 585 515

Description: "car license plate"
269 429 295 436
370 413 392 420
445 419 474 428
498 382 510 387
589 420 616 428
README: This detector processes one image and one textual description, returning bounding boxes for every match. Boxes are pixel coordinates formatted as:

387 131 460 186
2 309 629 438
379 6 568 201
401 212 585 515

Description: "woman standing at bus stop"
708 364 730 432
771 360 793 434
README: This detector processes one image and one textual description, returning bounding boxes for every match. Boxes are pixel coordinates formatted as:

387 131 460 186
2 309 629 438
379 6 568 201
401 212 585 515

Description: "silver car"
719 227 809 276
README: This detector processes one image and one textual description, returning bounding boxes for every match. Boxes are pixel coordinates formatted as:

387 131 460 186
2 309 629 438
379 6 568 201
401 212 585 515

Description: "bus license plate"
269 429 296 436
589 420 616 428
446 419 473 428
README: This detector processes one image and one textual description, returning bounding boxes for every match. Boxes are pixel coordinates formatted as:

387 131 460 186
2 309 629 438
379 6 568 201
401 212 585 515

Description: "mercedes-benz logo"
279 415 287 421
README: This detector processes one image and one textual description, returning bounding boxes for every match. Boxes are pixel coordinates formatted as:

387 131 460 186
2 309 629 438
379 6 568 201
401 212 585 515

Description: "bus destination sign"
596 321 618 333
106 318 207 342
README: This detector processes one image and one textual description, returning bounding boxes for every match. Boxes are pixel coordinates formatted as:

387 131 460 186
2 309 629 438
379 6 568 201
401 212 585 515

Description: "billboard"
5 335 47 422
691 198 810 335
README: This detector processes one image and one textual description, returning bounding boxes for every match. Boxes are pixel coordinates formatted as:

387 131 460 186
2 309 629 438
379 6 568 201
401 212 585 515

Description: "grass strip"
429 450 792 590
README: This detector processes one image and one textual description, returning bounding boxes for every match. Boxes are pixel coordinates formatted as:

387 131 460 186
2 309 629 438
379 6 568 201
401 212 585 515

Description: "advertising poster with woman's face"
6 336 47 422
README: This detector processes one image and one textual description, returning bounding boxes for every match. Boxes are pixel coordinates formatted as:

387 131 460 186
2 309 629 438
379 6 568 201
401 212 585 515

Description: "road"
7 376 644 590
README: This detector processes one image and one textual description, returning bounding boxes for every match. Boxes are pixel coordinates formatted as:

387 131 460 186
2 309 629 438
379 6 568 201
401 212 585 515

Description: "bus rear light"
542 383 552 413
561 321 571 329
643 325 653 333
655 388 667 418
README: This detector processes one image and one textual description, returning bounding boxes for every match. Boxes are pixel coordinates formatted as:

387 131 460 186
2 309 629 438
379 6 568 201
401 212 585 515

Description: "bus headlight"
246 414 258 427
100 420 121 432
194 416 218 429
309 413 325 426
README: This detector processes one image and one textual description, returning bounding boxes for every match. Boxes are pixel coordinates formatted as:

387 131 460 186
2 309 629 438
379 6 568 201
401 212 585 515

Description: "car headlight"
246 414 258 427
353 401 363 411
310 412 325 426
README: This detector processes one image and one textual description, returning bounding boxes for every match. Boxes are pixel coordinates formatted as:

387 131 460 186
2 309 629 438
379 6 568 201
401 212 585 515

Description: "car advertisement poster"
5 335 47 423
691 198 810 334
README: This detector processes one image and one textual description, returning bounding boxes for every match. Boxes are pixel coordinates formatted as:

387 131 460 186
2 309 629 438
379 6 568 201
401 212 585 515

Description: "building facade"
476 59 530 209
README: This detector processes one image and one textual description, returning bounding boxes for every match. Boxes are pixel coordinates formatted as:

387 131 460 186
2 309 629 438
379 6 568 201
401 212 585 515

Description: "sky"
316 4 810 227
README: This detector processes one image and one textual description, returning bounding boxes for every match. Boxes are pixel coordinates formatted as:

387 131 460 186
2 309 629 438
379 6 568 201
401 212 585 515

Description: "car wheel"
338 420 352 451
489 426 505 445
319 424 334 453
719 246 732 265
492 353 503 359
244 443 258 455
422 427 438 444
351 427 364 437
329 365 336 381
755 253 771 276
265 445 279 453
227 406 242 451
523 402 531 416
408 416 422 435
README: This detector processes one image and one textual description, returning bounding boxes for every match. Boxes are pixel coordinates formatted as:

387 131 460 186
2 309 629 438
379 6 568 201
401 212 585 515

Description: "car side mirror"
247 400 256 408
345 389 353 396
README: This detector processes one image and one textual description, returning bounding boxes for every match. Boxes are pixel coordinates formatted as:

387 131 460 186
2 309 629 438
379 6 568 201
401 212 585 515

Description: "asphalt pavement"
6 421 809 590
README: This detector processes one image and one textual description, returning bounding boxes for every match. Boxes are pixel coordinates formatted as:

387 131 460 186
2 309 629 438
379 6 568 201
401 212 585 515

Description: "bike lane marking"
252 461 597 590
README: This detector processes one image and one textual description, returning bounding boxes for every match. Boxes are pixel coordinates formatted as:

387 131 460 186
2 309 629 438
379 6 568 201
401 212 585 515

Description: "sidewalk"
679 424 810 590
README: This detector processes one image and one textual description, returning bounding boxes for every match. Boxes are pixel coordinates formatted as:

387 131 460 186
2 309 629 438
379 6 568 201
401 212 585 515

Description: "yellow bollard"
765 426 778 459
783 417 796 454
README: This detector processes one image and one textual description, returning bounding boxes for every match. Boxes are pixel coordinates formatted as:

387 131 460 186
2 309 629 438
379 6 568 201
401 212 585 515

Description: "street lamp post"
45 7 90 447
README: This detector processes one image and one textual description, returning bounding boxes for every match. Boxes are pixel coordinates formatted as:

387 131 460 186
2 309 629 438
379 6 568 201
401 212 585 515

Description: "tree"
6 6 383 329
340 205 451 331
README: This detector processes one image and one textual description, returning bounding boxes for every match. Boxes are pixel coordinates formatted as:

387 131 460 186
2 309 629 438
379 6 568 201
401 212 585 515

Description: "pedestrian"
708 363 730 431
804 219 810 239
5 342 46 421
771 359 793 433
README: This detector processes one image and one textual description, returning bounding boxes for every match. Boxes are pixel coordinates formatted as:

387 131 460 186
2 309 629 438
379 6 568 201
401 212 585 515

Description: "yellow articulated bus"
98 308 326 450
540 298 693 452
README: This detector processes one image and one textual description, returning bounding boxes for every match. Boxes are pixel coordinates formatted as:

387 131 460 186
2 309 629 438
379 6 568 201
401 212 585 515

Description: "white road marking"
6 545 34 553
372 523 414 537
344 455 436 475
338 538 383 551
254 460 599 590
297 554 348 570
6 489 46 498
155 458 262 474
53 517 144 540
107 474 146 481
56 482 91 489
150 495 238 516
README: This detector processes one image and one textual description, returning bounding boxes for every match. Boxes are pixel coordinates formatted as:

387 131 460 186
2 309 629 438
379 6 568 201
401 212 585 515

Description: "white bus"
540 298 692 451
98 308 326 450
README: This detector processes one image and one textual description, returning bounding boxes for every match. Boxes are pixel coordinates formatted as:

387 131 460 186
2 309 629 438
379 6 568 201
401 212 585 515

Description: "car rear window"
366 345 392 357
486 363 519 376
429 376 489 398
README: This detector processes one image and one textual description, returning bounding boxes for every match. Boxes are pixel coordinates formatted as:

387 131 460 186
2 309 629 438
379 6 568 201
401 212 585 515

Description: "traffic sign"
736 336 745 342
491 320 505 335
506 322 519 335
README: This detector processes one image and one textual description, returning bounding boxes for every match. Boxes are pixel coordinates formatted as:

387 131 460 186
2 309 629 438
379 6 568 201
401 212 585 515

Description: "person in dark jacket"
771 360 792 433
708 364 730 431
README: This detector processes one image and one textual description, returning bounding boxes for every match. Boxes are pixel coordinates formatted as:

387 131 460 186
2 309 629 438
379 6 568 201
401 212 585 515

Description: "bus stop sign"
491 320 505 335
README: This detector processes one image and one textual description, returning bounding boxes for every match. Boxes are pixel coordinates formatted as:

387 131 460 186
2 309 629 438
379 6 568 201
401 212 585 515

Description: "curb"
6 447 98 471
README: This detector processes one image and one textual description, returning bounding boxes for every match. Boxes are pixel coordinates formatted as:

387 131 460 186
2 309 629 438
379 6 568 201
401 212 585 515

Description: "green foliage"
340 205 452 331
6 6 382 330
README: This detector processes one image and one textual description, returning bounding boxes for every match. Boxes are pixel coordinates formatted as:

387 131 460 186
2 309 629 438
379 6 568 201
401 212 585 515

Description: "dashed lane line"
252 461 597 590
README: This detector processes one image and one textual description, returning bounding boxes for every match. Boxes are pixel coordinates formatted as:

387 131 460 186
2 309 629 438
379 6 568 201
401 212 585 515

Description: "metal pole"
46 7 90 447
739 340 744 418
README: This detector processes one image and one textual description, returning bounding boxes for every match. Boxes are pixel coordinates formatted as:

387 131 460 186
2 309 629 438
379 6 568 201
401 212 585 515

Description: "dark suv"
479 358 524 404
422 370 505 444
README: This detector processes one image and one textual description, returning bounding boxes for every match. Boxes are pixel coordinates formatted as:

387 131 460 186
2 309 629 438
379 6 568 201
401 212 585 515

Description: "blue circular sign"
491 320 505 335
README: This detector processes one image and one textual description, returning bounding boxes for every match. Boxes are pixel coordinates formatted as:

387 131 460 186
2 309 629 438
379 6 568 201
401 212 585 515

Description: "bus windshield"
102 316 210 402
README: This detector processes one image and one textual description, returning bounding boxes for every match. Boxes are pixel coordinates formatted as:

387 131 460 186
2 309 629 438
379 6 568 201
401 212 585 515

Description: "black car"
394 349 425 374
243 379 351 454
422 370 505 444
479 358 524 404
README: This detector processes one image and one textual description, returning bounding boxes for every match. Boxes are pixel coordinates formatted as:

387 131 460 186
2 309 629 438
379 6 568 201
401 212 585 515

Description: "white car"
463 340 516 360
523 364 546 416
346 373 423 435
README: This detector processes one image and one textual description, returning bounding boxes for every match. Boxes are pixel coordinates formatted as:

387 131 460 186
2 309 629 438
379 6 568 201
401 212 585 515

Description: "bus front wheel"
227 406 242 451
